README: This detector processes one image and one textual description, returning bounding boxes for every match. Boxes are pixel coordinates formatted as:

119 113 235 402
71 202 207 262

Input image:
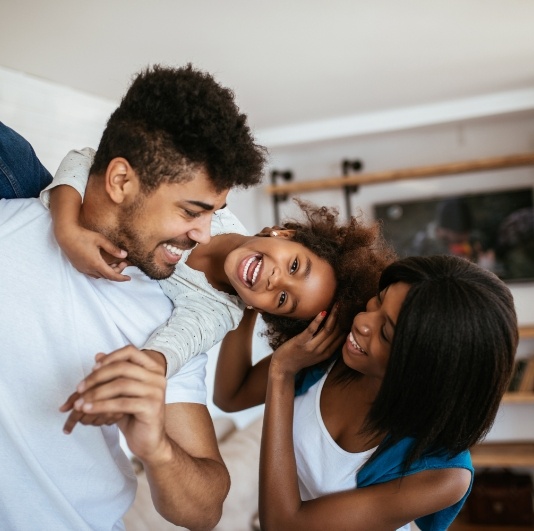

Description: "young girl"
215 255 517 530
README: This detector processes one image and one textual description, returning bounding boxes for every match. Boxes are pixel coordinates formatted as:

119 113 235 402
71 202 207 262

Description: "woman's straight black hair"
363 255 518 470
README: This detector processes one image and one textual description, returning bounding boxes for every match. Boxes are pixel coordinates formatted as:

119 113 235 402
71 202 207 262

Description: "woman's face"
224 235 336 319
342 282 411 378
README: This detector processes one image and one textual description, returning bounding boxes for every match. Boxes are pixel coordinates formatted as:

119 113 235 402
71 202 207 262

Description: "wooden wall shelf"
502 392 534 404
519 325 534 339
265 153 534 195
470 442 534 467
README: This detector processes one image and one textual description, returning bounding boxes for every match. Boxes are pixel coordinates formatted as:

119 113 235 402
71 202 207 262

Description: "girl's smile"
225 236 336 319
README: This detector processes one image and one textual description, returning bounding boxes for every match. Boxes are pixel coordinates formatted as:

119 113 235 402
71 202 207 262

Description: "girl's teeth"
243 256 255 283
163 243 184 257
251 259 262 285
243 257 262 285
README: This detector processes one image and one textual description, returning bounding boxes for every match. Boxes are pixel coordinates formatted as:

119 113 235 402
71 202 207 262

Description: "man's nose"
187 214 212 245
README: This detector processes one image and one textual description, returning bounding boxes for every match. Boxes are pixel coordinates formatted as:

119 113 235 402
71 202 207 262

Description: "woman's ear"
105 158 139 204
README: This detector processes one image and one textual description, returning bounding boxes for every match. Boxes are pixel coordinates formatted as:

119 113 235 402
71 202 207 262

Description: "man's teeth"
349 333 366 354
243 257 262 285
163 243 184 257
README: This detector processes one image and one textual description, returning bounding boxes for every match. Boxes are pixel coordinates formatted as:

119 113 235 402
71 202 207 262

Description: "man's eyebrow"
184 200 225 211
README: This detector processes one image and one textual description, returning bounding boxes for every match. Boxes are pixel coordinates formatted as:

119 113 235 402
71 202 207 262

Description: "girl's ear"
255 226 296 239
272 229 295 239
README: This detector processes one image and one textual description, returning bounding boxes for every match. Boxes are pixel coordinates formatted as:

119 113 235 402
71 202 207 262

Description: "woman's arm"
258 314 471 531
44 148 129 281
213 308 273 411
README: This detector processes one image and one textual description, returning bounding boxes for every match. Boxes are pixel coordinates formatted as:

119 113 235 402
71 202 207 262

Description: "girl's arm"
214 306 344 412
143 274 246 377
213 308 273 412
42 148 130 281
258 314 471 531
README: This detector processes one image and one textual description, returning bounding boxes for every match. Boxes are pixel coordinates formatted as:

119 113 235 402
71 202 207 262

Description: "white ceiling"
1 0 534 143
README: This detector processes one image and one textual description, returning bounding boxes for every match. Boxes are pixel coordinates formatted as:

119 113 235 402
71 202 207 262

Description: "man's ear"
105 158 139 204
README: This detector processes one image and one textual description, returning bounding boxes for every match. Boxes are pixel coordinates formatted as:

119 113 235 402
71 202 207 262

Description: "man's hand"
59 346 170 463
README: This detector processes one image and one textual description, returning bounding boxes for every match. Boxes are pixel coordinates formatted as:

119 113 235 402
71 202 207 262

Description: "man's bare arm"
60 346 229 530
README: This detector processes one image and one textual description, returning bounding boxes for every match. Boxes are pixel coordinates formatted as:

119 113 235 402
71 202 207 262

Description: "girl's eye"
278 291 287 307
290 259 298 274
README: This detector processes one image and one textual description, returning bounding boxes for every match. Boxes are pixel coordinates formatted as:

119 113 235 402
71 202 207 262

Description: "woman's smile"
348 332 367 354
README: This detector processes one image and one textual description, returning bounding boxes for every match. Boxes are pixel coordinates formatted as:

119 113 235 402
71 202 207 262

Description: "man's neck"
79 174 117 235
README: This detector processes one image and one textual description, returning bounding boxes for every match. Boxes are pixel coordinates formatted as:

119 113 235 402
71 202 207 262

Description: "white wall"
0 66 115 172
2 66 533 438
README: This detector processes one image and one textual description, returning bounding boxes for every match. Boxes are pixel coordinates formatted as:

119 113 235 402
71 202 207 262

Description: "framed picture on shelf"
374 187 534 283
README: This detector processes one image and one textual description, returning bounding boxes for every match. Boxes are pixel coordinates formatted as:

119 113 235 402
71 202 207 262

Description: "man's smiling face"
113 168 228 280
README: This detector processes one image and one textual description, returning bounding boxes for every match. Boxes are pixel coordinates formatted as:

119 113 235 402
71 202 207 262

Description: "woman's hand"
270 306 344 379
55 224 131 281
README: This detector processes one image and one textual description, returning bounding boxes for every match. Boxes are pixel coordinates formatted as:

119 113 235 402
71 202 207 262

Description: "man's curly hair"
91 64 266 193
262 200 396 349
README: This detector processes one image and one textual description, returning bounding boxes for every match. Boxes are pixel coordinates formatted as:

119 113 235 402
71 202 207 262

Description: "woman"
215 255 517 530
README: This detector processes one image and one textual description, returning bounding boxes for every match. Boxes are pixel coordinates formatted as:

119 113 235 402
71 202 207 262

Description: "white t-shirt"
41 148 248 377
293 365 410 531
0 198 207 530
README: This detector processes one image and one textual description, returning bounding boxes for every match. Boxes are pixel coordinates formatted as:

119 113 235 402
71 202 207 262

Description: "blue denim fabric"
0 121 52 199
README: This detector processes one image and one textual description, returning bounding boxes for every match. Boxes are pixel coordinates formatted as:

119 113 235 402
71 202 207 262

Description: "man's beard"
112 199 176 280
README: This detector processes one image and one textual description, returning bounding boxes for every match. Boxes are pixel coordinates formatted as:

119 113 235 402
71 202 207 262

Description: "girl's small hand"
270 305 344 378
56 224 131 282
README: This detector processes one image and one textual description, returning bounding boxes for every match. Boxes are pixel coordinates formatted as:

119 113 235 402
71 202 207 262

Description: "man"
0 64 265 529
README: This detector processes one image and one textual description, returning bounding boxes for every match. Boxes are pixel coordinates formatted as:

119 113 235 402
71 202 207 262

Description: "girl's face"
342 282 411 378
224 235 336 319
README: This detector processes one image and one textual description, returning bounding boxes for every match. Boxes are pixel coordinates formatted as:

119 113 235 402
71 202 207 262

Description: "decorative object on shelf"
465 469 534 526
270 169 293 225
341 158 362 219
